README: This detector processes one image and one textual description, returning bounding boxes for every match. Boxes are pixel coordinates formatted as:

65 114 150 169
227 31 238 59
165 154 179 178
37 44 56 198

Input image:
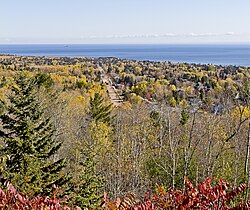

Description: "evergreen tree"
74 146 104 209
89 92 112 124
71 92 109 208
0 73 68 195
67 92 111 207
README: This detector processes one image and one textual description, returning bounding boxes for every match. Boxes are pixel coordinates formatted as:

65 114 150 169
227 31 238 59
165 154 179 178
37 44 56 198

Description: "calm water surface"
1 44 250 66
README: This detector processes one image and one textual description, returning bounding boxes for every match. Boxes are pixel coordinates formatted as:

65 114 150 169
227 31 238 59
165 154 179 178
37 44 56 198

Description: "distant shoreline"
1 54 250 70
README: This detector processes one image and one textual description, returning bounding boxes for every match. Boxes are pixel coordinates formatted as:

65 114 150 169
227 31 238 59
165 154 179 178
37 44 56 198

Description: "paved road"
99 66 123 107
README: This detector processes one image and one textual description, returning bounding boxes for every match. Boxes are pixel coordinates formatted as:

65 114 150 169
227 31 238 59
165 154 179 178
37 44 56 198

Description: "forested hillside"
0 55 250 209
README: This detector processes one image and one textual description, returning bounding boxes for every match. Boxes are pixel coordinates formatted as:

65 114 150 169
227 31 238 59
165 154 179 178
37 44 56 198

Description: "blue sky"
1 0 250 44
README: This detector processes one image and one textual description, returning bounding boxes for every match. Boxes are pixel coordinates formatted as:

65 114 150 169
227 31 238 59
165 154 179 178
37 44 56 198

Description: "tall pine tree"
89 92 112 124
73 146 104 209
69 92 111 208
0 73 68 195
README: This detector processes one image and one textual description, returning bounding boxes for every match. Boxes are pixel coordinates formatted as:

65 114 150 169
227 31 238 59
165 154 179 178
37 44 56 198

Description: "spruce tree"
0 73 68 195
89 92 112 124
71 92 110 208
74 146 104 209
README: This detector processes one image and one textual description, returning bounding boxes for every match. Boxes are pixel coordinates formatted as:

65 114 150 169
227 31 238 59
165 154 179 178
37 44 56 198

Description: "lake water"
1 44 250 67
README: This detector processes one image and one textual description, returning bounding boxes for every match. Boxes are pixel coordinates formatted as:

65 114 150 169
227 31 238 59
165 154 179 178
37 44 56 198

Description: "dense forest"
0 55 250 209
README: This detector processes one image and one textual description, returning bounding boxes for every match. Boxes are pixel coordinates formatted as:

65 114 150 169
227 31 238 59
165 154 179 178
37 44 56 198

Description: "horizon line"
1 42 250 45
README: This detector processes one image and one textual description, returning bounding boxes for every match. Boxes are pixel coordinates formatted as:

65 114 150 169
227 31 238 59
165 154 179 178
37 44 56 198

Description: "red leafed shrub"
102 177 250 210
0 180 71 209
152 177 249 209
1 177 249 209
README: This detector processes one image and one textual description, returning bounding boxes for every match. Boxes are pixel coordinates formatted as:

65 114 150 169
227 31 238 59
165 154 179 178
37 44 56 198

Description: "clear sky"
1 0 250 44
